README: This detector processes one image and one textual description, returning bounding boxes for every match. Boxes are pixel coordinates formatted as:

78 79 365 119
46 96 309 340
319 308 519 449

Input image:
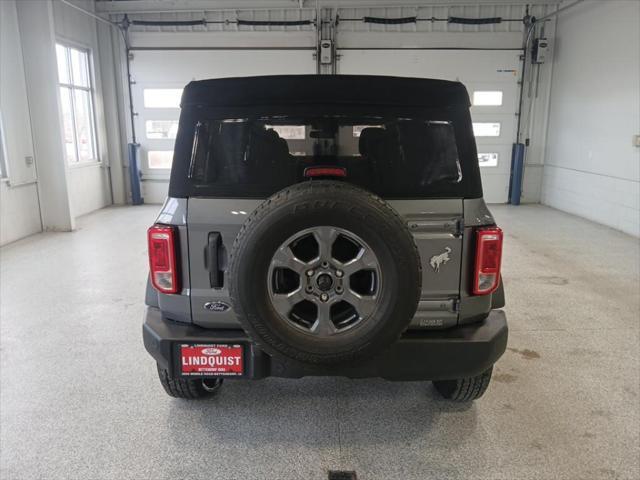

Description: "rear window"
187 116 463 198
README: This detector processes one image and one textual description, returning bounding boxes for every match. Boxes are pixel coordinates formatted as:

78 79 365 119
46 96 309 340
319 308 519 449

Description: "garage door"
338 49 520 203
129 49 316 202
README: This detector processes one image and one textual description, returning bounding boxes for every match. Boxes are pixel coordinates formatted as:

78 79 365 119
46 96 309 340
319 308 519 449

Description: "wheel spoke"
269 226 381 335
271 246 307 274
312 226 338 262
311 302 337 336
270 288 305 315
343 289 377 319
339 247 378 276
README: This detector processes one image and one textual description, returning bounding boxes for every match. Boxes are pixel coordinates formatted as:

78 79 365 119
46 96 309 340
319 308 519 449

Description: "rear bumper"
143 307 508 381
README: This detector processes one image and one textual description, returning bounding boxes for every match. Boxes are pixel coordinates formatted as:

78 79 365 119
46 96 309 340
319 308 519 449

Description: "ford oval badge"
202 348 222 355
204 301 231 312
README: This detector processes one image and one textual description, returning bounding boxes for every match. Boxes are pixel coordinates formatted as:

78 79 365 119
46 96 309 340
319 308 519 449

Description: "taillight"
148 224 179 294
473 227 503 295
303 166 347 178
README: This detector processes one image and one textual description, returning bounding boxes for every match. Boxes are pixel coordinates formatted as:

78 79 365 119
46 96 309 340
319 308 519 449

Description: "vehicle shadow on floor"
164 376 478 449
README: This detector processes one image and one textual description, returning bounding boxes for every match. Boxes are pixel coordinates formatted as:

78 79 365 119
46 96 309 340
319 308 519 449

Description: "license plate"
179 344 244 377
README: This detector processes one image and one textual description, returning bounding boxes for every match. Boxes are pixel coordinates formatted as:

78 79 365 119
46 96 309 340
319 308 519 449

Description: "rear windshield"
187 116 464 198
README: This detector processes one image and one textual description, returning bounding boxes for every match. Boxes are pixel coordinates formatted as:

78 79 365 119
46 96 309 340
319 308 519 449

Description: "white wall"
0 0 42 245
17 0 76 233
53 0 112 216
1 0 116 246
542 1 640 237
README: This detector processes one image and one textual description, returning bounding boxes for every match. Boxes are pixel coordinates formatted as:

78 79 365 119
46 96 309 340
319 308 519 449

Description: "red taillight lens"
303 166 347 178
148 225 179 294
473 227 503 295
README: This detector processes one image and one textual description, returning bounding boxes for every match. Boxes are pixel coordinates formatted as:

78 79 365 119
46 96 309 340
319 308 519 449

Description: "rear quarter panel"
187 199 262 328
148 198 191 323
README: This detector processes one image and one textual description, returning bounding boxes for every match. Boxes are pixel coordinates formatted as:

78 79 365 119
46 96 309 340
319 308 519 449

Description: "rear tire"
156 364 223 399
433 367 493 402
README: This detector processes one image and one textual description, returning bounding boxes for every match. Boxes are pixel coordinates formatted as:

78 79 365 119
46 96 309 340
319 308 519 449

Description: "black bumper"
143 307 508 381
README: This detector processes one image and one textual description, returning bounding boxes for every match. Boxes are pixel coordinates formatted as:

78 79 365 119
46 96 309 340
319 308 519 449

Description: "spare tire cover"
228 181 421 365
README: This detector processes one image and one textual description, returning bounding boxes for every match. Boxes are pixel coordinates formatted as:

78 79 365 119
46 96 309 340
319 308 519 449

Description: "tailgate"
390 199 463 329
187 197 463 330
187 198 262 328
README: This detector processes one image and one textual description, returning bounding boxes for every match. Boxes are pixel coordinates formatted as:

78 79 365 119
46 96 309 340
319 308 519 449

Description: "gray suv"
143 75 508 402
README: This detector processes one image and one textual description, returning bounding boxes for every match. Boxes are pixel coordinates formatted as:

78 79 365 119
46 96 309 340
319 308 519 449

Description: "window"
188 116 462 198
264 125 306 140
56 44 97 164
472 91 503 106
478 153 499 167
352 125 378 137
146 120 178 140
472 122 501 137
148 150 174 169
143 89 182 109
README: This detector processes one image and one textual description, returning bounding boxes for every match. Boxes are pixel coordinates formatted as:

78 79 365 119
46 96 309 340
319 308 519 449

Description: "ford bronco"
143 75 507 402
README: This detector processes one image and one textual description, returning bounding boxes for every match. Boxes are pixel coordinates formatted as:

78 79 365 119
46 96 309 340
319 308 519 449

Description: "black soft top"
181 75 470 109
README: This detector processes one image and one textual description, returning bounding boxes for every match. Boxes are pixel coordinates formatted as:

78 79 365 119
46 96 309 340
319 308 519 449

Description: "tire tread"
156 365 220 399
433 367 493 402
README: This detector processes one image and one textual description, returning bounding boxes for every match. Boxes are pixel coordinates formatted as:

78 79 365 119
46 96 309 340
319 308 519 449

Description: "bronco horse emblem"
429 247 452 273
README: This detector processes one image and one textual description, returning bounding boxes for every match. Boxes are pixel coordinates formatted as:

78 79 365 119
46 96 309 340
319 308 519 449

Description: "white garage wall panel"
542 1 640 237
53 0 112 217
0 182 42 246
0 0 42 246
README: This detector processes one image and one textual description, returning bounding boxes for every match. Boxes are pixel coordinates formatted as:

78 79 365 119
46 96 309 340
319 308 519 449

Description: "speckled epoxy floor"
1 204 639 480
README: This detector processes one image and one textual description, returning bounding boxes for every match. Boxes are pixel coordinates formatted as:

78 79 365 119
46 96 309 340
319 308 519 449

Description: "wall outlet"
25 155 34 166
634 134 640 147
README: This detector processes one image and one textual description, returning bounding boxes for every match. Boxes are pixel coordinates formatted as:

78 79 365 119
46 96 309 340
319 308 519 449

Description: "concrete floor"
1 204 638 480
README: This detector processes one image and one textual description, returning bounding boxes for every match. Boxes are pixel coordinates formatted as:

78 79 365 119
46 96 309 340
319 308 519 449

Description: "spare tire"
228 181 421 365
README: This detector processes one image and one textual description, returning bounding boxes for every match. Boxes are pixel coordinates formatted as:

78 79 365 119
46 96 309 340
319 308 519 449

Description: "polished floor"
1 204 639 480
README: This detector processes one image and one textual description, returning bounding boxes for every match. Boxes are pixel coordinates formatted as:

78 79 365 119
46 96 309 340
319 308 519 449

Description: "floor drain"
328 471 357 480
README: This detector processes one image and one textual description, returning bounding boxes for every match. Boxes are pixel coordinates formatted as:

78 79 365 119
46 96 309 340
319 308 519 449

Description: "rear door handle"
205 232 223 288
